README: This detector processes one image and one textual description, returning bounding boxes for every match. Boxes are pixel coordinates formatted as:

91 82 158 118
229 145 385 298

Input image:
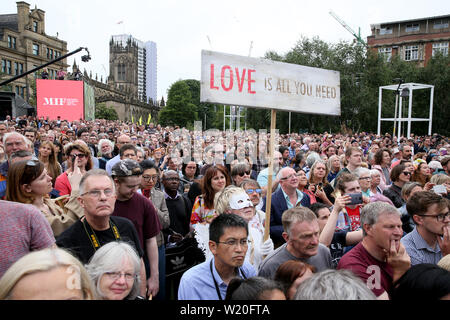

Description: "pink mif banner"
36 79 84 121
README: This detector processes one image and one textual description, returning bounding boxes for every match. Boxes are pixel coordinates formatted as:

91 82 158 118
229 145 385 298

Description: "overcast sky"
4 0 450 101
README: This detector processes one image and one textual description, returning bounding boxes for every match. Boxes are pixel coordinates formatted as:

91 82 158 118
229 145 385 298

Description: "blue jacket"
262 187 311 246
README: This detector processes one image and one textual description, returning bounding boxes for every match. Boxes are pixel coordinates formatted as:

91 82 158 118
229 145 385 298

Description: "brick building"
367 14 450 66
0 1 68 100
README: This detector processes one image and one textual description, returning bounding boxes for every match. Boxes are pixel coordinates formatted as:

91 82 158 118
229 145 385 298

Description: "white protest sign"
200 50 341 115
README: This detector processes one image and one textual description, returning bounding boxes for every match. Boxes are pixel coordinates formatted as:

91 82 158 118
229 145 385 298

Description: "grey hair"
360 202 401 237
79 169 115 195
276 167 294 181
135 146 145 158
281 207 317 236
306 152 321 169
85 241 141 300
354 167 370 178
214 185 247 215
294 269 376 300
369 169 381 177
162 170 178 179
239 178 261 190
97 139 114 154
2 131 27 147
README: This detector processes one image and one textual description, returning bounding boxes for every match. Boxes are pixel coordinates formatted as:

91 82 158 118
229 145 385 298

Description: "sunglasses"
238 170 251 177
245 188 262 195
402 171 411 176
71 153 86 159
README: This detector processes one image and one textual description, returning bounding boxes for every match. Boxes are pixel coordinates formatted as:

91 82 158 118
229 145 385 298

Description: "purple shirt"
112 192 161 249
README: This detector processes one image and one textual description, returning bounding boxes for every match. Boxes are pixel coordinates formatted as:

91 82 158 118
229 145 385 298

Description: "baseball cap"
111 159 142 177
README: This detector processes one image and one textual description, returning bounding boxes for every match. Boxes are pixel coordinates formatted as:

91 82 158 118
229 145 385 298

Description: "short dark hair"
209 213 248 243
119 144 137 158
140 159 158 173
225 277 284 300
406 191 448 224
391 264 450 300
279 146 288 155
76 127 89 138
310 202 329 218
374 148 391 165
390 163 406 182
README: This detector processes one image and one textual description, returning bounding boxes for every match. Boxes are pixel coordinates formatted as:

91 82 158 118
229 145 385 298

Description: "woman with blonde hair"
308 160 334 206
0 248 95 300
6 159 80 236
38 140 62 187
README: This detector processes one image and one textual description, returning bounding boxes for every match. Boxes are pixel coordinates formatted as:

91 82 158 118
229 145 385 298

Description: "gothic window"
117 64 126 81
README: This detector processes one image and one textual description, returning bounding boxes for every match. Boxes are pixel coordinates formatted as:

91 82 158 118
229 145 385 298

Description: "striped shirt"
401 227 442 266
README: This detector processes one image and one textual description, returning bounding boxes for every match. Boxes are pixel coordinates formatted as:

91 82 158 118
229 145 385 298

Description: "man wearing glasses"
178 214 256 300
56 168 147 296
401 191 450 266
111 159 161 298
262 167 311 247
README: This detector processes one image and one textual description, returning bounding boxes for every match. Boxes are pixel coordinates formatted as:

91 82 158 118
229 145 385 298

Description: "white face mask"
229 193 253 210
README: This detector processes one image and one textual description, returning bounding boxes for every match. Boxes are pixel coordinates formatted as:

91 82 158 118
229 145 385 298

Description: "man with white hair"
262 167 311 247
0 132 30 198
337 202 411 299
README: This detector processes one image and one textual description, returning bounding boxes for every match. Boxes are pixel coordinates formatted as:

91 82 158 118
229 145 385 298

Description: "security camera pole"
0 47 90 87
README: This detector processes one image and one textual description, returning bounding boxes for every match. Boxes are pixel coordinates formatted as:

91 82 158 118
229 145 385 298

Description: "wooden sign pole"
264 109 277 242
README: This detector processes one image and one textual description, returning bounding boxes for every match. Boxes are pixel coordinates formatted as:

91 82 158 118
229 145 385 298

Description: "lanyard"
209 259 247 300
82 217 121 251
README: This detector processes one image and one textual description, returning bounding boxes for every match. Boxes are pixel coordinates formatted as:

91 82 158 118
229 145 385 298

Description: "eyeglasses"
402 171 412 176
359 176 371 181
81 188 114 198
418 212 450 222
245 188 262 195
142 175 158 181
104 271 136 282
238 170 251 177
281 173 298 180
71 153 86 159
216 238 251 247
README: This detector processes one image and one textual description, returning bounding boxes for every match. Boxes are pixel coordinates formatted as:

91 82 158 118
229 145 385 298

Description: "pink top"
0 201 55 278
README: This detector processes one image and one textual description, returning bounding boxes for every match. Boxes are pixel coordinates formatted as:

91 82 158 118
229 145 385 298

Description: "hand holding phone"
347 193 363 205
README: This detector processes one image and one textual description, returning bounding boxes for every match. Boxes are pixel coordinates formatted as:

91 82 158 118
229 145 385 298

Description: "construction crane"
329 11 367 46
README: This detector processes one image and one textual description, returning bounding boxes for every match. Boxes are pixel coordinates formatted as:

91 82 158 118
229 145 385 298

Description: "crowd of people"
0 114 449 301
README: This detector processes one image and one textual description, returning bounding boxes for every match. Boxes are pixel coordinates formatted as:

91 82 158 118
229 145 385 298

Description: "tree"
95 103 118 120
158 80 197 128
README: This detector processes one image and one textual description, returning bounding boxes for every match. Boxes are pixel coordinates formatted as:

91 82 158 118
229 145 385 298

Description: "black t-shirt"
56 216 144 264
330 230 347 268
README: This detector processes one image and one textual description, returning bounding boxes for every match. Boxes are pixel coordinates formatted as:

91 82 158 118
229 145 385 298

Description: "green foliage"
161 39 449 135
261 36 450 135
95 103 118 120
159 80 198 128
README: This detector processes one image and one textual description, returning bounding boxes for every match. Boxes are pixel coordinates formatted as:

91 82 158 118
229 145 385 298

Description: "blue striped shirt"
401 227 442 266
